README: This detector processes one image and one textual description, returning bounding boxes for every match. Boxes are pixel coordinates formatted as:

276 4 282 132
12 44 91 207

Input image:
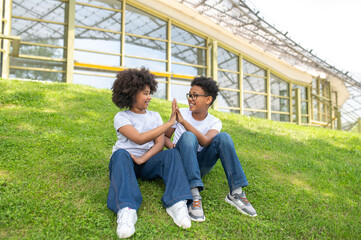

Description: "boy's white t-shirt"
112 110 163 156
172 108 222 152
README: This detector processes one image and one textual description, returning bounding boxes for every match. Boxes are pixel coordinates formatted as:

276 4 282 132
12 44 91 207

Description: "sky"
247 0 361 78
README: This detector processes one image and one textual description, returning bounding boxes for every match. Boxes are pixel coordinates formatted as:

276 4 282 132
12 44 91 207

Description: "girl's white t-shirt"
172 108 222 152
112 110 163 156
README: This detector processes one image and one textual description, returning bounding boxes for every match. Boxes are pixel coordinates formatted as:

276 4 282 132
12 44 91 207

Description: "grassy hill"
1 79 360 239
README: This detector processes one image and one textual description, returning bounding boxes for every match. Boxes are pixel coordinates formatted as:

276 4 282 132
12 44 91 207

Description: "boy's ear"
206 96 213 105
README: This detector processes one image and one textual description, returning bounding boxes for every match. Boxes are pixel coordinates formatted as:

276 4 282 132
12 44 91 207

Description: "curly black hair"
191 76 219 106
112 67 157 109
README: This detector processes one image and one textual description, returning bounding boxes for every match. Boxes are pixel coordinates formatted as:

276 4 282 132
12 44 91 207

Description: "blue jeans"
175 131 249 192
107 148 192 213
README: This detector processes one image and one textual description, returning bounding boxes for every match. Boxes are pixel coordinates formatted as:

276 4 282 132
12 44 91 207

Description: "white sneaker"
166 200 191 229
116 207 137 238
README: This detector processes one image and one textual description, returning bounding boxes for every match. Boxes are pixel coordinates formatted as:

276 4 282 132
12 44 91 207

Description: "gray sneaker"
188 196 206 222
225 191 257 217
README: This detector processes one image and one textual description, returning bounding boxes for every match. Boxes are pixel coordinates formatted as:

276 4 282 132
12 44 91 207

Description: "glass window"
76 0 122 9
243 59 266 77
19 44 64 59
243 75 266 93
12 0 65 22
218 108 240 114
11 19 65 47
218 90 239 108
218 71 238 89
218 47 238 71
171 25 206 47
272 113 290 122
271 97 289 112
271 74 289 97
244 93 266 110
244 111 267 119
75 33 121 53
171 44 206 66
152 79 167 100
171 64 206 76
75 50 120 66
73 71 115 89
75 4 121 31
125 57 166 72
125 5 166 39
126 36 166 60
171 79 191 104
10 69 64 82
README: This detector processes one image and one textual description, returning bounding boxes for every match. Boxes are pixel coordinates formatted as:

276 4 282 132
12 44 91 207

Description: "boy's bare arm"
164 128 175 149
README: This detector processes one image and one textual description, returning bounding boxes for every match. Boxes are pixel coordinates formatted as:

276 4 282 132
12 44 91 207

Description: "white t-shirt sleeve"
209 118 222 133
114 112 131 131
154 112 164 127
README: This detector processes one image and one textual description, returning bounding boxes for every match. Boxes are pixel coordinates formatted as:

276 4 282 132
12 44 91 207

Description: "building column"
1 0 13 79
65 0 75 83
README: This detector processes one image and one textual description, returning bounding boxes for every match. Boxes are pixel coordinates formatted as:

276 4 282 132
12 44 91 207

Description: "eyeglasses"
186 93 208 100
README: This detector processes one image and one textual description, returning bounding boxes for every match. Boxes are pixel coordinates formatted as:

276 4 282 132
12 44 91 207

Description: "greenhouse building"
1 0 361 131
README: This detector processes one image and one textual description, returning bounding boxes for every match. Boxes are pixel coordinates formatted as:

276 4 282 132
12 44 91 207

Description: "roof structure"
178 0 361 130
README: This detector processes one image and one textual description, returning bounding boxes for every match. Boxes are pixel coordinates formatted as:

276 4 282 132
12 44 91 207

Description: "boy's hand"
176 107 185 124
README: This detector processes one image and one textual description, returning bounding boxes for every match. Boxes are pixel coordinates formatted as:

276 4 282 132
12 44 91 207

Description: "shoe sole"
189 214 206 222
225 196 257 217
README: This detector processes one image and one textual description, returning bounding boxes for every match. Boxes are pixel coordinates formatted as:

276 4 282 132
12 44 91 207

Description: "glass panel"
125 57 166 72
271 74 289 97
171 64 206 76
171 80 191 104
218 108 240 114
243 75 266 93
11 19 64 46
75 50 120 66
172 44 206 66
75 32 121 53
302 116 308 123
271 97 289 112
10 57 64 71
272 113 290 122
125 5 166 39
218 47 238 71
73 71 115 89
75 4 121 31
19 45 64 58
218 90 239 108
243 111 267 119
293 85 307 99
243 93 266 110
10 69 64 82
243 59 266 77
152 80 167 100
301 102 308 114
12 0 65 22
218 71 238 89
76 0 122 9
171 25 206 47
126 36 166 60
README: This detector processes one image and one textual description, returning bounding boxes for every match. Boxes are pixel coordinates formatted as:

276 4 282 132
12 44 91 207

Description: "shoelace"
234 193 250 205
192 199 202 208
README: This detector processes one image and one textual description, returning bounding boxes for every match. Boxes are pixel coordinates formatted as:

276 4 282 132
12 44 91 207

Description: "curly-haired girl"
107 67 192 238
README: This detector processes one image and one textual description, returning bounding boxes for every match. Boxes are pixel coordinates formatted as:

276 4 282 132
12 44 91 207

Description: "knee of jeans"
179 131 198 147
214 132 232 144
111 150 133 167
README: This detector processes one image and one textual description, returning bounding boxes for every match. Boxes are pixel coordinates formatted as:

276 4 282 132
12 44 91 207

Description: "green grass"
1 79 360 239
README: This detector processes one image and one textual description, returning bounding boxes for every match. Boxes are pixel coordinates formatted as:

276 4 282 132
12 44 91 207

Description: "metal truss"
179 0 361 131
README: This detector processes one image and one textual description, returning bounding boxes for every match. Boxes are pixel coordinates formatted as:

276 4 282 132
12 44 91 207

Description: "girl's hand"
168 98 178 125
130 153 145 165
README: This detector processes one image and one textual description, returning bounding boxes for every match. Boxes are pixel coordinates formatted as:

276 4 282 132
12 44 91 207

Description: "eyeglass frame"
186 93 209 100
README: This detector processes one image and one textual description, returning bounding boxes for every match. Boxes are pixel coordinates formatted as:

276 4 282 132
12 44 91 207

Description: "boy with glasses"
165 76 257 222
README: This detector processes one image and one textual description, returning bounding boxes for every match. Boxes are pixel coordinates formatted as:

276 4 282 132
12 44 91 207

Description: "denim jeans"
175 131 249 192
107 148 192 213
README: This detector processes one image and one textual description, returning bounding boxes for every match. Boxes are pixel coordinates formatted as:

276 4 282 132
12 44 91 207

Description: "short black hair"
191 76 219 106
112 67 157 109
